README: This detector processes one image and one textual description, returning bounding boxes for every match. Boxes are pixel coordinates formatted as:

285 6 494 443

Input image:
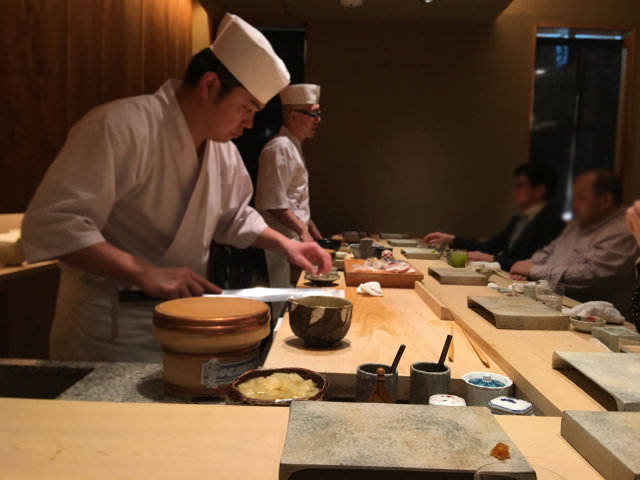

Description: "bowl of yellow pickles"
227 367 328 406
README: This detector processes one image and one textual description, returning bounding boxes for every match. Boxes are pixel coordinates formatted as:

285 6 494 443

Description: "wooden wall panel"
1 0 193 213
67 0 104 127
102 0 144 102
143 0 170 93
1 0 68 214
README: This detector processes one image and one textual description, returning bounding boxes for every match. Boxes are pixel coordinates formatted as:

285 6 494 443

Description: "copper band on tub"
153 311 269 334
160 343 260 358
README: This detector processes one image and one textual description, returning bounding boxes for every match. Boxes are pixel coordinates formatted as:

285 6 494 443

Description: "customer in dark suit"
424 163 565 271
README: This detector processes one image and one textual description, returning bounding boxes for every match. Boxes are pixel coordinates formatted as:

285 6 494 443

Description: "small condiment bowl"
570 315 606 333
226 367 328 406
304 272 340 286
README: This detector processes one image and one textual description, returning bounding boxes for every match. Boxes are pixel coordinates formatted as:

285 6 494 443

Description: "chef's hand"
509 260 534 280
467 251 494 262
136 265 222 299
308 220 323 241
626 200 640 246
286 240 332 275
423 232 454 244
300 230 315 243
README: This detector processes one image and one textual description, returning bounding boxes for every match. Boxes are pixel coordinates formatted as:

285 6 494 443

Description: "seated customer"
626 199 640 330
423 163 564 270
510 169 640 320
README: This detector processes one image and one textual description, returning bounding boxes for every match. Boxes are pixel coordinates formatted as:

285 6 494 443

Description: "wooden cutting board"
428 267 489 286
552 351 640 411
468 295 569 330
561 410 640 480
280 402 536 480
401 247 441 260
344 258 423 288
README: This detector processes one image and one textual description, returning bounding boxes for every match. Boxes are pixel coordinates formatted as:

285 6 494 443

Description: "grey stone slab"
380 233 410 239
279 402 535 480
552 351 640 411
401 247 441 260
429 267 489 286
561 410 640 480
388 239 419 247
468 295 569 330
592 326 640 352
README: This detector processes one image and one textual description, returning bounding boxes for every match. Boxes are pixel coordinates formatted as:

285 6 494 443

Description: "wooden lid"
153 297 270 334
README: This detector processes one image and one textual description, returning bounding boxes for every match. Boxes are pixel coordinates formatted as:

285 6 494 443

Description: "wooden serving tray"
344 258 423 288
428 267 488 286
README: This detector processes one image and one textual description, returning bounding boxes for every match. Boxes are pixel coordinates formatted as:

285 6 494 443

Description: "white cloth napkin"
356 281 383 297
469 261 501 271
562 301 625 325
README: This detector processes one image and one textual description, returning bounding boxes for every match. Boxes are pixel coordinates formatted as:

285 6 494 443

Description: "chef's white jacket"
21 80 268 361
254 127 312 290
255 126 311 238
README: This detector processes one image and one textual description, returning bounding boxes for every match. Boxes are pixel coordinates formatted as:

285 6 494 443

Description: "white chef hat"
280 84 321 105
211 13 290 104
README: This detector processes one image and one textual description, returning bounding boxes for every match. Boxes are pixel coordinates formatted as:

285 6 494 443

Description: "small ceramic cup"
355 363 398 402
409 362 450 404
359 238 375 259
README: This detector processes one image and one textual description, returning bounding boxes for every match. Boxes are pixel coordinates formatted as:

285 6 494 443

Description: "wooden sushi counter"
0 397 603 479
0 244 620 479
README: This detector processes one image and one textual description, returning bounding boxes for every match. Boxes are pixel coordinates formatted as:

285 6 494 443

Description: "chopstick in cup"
448 323 455 362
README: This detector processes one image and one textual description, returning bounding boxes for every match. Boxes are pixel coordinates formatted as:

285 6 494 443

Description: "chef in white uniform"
21 14 331 362
255 84 323 289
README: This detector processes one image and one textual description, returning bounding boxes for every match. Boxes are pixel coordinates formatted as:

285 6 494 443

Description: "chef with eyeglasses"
255 84 324 290
20 15 331 362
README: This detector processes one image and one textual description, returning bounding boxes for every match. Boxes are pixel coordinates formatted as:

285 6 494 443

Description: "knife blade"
118 287 345 304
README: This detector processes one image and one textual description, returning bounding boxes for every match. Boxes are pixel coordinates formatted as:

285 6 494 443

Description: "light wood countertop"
265 272 505 391
0 397 603 479
0 260 58 281
403 254 611 415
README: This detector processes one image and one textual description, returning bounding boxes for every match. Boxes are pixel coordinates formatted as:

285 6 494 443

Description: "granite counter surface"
0 358 224 404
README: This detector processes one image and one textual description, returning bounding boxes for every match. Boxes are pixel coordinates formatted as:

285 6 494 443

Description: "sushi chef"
21 14 331 362
255 84 323 289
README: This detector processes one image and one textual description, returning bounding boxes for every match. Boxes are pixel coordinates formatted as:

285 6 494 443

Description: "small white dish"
570 315 606 333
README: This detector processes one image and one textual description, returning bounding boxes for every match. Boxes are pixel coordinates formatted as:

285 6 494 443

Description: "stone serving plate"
562 410 640 480
380 232 410 239
226 367 328 406
388 239 419 247
468 295 569 330
288 296 353 347
401 247 441 260
552 351 640 411
279 402 535 479
429 267 489 286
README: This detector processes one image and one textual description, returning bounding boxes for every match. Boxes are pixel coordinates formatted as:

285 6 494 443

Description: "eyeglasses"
294 109 322 119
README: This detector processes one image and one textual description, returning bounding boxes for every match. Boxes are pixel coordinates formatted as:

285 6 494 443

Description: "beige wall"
192 0 211 54
304 0 640 237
